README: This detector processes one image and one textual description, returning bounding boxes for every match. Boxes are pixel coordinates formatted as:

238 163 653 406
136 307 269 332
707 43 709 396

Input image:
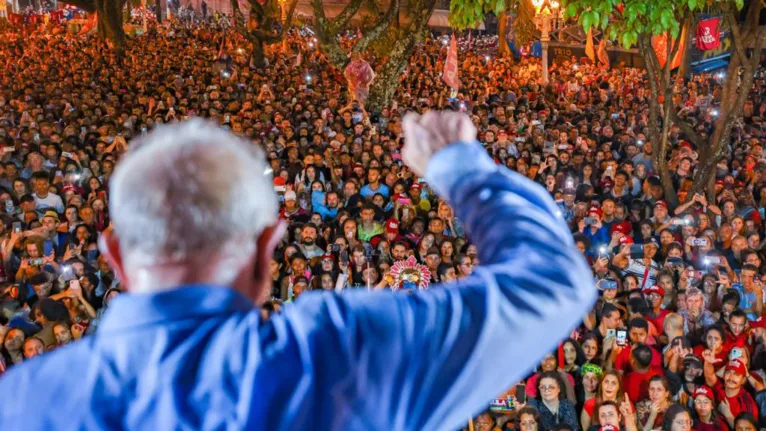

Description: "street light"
531 0 560 85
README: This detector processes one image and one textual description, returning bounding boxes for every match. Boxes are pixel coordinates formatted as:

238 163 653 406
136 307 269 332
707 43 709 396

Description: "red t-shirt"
713 381 759 420
615 345 663 373
646 309 670 333
623 368 663 402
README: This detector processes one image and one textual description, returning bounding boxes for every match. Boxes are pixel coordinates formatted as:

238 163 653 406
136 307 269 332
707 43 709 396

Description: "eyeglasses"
694 398 712 405
674 419 693 426
540 385 558 392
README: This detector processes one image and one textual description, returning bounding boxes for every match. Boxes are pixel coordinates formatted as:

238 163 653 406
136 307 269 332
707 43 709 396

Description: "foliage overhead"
563 0 745 49
449 0 506 29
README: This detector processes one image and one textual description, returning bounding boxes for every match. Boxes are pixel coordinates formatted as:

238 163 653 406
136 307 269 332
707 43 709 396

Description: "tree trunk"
125 0 131 23
155 0 162 22
497 10 510 57
366 50 408 114
250 37 266 68
96 0 126 57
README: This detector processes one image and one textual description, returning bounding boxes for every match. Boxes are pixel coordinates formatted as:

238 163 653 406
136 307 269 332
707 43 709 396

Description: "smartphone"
584 217 597 225
4 200 12 214
69 279 81 293
611 113 620 119
329 244 340 253
340 250 349 265
630 244 645 259
12 222 21 233
616 329 628 346
515 384 526 404
2 147 14 153
606 329 616 338
398 197 411 205
666 256 684 267
691 238 708 247
672 219 687 226
62 151 73 159
730 347 743 360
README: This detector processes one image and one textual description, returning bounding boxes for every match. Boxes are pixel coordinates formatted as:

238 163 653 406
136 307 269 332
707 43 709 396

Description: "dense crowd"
2 11 766 431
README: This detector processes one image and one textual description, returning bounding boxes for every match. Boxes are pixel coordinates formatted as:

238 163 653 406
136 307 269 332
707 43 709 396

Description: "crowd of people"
2 9 766 431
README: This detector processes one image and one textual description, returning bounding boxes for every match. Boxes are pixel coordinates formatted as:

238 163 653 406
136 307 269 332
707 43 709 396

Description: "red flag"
597 38 609 67
652 25 687 70
696 18 721 51
443 34 459 90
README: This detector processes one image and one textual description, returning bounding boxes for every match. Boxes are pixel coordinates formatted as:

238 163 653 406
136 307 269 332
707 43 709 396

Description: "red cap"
321 253 334 262
611 221 632 235
385 218 399 233
642 285 665 297
715 179 725 187
725 359 747 376
693 386 715 402
411 183 422 192
750 316 766 329
654 200 668 209
618 235 634 245
588 206 603 217
273 177 286 186
353 163 364 170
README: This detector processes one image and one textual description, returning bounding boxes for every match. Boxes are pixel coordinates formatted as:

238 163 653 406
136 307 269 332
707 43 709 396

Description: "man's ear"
98 228 130 292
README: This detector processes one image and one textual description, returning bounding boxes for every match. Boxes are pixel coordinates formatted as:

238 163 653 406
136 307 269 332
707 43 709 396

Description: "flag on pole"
442 34 459 90
585 29 595 63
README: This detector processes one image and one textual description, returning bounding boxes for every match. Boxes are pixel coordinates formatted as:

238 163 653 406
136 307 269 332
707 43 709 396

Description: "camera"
329 244 340 253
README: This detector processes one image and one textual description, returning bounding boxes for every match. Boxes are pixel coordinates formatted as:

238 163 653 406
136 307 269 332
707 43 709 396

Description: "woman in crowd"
529 371 580 431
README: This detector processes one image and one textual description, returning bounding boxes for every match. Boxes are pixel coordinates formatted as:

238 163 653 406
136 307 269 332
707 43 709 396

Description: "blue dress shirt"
0 142 596 430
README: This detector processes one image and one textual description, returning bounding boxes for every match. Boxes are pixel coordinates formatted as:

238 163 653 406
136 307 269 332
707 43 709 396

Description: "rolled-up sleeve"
285 141 596 430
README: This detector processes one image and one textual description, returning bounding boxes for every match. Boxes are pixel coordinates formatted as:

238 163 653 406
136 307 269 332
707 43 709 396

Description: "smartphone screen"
515 384 526 404
616 329 628 346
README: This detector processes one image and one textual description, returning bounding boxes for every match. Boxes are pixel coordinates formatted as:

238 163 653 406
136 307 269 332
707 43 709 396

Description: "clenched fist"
402 111 477 177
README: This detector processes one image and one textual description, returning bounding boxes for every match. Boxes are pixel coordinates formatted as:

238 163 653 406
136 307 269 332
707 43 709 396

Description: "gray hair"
109 119 278 268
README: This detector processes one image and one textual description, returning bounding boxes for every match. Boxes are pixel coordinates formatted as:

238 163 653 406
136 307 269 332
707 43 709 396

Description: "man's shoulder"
0 342 93 422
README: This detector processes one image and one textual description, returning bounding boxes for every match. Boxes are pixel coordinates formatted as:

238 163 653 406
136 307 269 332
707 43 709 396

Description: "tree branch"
352 0 400 54
669 110 702 149
330 0 365 33
726 11 748 66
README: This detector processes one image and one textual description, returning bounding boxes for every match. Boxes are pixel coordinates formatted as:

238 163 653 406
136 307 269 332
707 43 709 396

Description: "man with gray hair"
0 112 595 430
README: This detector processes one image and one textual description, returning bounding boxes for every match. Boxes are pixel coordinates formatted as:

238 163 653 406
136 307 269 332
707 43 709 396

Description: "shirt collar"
99 285 255 333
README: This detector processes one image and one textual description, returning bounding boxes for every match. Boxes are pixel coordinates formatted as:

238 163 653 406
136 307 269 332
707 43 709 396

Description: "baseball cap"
411 183 422 192
750 316 766 329
321 253 334 262
725 359 747 376
385 218 399 234
597 278 618 290
611 221 632 235
692 385 714 401
654 200 668 210
684 354 703 369
588 206 602 217
618 235 634 245
284 190 297 201
642 285 665 297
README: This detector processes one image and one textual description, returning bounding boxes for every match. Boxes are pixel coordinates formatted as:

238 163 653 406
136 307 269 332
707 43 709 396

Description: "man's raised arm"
281 112 596 430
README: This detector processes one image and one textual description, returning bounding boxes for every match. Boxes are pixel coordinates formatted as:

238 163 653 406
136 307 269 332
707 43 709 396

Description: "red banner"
442 34 459 91
696 18 721 51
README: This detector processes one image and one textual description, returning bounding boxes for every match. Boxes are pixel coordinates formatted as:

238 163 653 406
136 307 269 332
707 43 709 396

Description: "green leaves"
562 0 739 49
449 0 507 29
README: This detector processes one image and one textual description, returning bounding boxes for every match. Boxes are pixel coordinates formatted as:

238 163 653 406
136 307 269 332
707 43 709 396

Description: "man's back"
0 116 596 430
